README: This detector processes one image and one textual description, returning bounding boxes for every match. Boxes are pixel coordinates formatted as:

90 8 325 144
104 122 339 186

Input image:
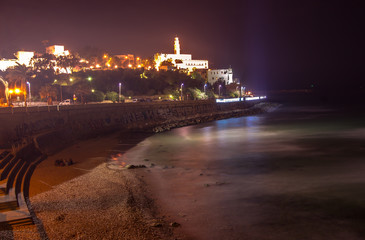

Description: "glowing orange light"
90 66 94 69
136 57 140 60
14 88 21 94
106 63 111 67
128 64 132 68
96 64 101 68
125 56 128 59
103 55 107 58
137 64 141 68
9 89 14 94
114 65 118 68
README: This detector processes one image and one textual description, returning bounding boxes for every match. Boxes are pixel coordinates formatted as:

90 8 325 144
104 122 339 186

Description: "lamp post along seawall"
27 81 31 104
119 83 122 103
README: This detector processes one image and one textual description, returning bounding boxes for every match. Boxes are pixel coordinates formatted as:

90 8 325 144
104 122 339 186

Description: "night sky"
0 0 363 92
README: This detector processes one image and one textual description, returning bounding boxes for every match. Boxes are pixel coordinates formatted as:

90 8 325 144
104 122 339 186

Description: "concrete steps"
0 146 45 228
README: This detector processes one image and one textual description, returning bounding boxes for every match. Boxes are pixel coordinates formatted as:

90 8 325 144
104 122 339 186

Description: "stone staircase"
0 145 46 230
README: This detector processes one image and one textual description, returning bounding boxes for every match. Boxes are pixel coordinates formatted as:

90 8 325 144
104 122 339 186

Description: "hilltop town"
0 37 249 107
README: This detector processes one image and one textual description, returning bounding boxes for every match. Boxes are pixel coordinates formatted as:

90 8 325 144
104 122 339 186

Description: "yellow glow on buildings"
46 45 70 56
154 37 208 72
15 51 34 65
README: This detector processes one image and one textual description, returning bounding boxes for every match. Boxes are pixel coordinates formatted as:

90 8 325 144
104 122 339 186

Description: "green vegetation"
0 53 241 105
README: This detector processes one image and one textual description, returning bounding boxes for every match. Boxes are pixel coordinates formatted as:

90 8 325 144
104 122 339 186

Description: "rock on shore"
152 102 280 133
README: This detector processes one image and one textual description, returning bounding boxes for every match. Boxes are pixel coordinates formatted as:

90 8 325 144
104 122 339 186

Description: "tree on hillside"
0 76 9 105
212 79 226 97
105 91 118 102
73 81 92 104
88 90 105 102
141 57 155 69
160 59 174 67
53 74 73 101
5 63 33 104
56 54 80 73
31 53 56 71
39 84 58 103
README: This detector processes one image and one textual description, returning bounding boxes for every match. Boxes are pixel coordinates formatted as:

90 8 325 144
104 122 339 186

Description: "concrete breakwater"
0 100 272 151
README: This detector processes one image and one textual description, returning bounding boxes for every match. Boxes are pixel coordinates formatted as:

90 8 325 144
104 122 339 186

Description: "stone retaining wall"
0 100 257 149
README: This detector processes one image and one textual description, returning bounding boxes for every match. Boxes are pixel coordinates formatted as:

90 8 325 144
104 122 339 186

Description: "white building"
154 37 208 72
45 45 71 73
0 51 34 71
15 51 34 65
0 59 17 71
46 45 70 56
207 68 234 85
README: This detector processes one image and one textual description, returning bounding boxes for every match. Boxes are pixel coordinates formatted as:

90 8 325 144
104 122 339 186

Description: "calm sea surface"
117 104 365 240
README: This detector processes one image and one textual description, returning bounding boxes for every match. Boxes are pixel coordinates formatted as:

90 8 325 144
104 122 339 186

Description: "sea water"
118 104 365 240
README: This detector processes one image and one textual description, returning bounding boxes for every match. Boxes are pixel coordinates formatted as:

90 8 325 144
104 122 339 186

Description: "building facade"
0 51 34 71
46 45 70 56
154 37 208 72
207 68 234 85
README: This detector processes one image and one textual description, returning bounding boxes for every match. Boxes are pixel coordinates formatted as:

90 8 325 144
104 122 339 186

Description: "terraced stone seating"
0 145 46 229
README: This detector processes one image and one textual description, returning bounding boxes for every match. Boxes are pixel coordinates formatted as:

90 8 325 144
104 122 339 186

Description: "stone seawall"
0 100 264 150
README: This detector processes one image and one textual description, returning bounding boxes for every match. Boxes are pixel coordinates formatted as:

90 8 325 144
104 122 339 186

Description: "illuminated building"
0 51 34 71
15 51 34 65
0 59 17 71
154 37 208 72
45 45 71 73
208 68 234 84
115 54 135 67
46 45 70 56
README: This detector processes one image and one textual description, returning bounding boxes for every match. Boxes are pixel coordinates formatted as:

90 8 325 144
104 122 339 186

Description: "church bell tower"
174 37 180 55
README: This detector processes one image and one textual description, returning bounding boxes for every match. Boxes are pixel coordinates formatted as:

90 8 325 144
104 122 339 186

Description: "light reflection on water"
117 105 365 240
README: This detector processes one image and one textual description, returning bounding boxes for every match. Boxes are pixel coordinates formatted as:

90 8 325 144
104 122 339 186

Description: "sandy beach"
0 132 186 240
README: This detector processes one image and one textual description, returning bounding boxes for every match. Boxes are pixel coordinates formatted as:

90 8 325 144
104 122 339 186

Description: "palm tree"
39 84 58 105
73 81 91 104
5 63 33 105
0 77 9 106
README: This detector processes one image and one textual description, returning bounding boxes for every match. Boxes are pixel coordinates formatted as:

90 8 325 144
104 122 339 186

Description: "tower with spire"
174 37 180 55
154 36 208 72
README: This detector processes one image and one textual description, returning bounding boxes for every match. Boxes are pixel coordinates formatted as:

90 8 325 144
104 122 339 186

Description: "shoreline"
2 131 184 239
1 102 279 239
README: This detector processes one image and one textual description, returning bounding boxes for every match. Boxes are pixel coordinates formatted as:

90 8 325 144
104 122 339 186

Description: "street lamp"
119 83 122 103
27 81 31 104
180 83 184 101
219 85 222 97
